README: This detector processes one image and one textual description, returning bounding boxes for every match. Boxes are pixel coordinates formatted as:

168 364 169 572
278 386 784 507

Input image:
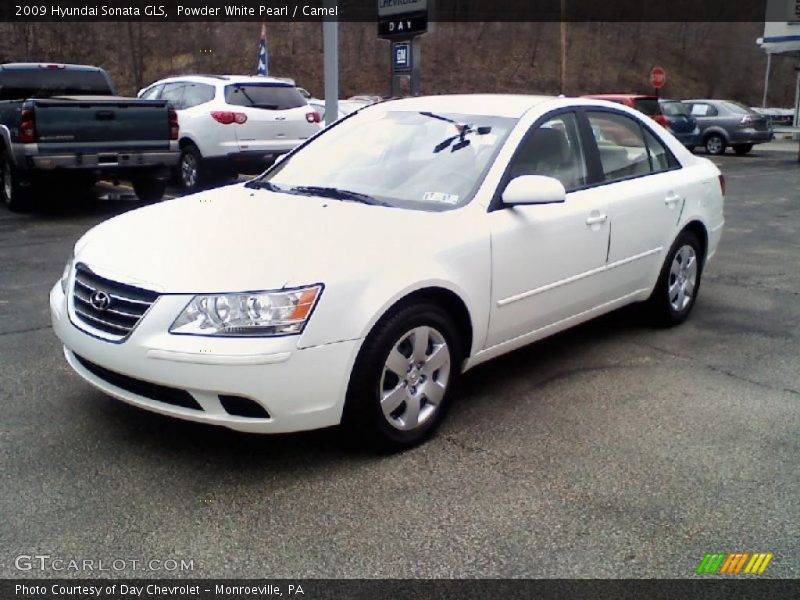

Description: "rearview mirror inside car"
502 175 566 206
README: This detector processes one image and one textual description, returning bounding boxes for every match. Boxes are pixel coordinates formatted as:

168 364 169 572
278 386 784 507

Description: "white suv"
138 75 321 191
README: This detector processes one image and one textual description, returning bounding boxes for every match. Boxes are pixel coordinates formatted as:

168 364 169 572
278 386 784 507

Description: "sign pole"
322 4 338 127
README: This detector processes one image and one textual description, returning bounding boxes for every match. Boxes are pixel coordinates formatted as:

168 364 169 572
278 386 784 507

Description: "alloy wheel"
379 325 451 431
668 245 698 312
181 153 198 189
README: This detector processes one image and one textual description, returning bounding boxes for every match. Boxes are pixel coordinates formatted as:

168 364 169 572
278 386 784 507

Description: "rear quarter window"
224 84 306 110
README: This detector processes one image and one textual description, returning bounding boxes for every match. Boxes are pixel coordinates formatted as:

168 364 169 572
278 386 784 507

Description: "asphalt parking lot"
0 145 798 579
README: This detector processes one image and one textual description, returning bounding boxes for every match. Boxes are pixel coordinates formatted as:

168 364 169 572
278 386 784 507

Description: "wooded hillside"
0 21 796 106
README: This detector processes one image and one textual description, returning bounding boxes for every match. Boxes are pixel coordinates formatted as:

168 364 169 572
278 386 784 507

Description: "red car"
582 94 669 128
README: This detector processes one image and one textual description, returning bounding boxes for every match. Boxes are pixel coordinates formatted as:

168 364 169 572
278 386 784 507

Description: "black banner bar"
2 579 800 600
2 0 773 23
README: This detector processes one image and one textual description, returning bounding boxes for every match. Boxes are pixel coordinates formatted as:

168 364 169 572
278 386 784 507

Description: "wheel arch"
702 127 729 144
367 286 475 361
682 219 709 263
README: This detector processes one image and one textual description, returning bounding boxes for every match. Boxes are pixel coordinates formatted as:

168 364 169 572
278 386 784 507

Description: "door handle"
585 214 608 226
665 192 682 206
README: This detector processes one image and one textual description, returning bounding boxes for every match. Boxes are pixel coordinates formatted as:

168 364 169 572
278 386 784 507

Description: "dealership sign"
378 0 428 39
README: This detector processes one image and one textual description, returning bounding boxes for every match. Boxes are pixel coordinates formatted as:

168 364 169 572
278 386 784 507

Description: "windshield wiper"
244 179 283 192
286 186 388 206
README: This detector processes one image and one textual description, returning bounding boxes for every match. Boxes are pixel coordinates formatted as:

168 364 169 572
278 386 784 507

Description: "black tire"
0 154 33 212
178 144 204 193
131 178 167 203
704 133 727 156
733 143 753 156
647 230 704 327
342 302 463 452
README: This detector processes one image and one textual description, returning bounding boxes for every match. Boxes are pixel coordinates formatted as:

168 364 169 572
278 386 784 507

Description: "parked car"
348 95 383 104
683 99 774 155
51 94 724 451
0 62 179 211
751 107 794 128
308 99 369 124
658 99 701 150
582 94 669 128
138 75 321 192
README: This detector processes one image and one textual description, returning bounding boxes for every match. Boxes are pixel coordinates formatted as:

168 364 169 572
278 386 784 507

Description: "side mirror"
501 175 566 206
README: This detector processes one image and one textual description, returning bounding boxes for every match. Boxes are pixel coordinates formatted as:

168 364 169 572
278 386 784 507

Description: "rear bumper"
205 150 291 173
728 129 774 145
672 131 701 147
30 149 180 170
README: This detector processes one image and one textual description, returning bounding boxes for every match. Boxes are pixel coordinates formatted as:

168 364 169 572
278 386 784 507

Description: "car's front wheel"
343 303 462 452
705 134 727 156
647 230 703 326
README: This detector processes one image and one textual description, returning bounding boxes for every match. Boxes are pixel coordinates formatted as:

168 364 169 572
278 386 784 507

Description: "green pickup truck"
0 62 180 211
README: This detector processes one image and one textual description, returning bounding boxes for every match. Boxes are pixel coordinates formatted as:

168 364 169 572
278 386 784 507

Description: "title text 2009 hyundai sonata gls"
51 95 724 451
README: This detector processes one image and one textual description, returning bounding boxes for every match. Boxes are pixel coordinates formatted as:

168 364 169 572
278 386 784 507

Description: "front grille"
72 263 158 340
74 353 203 411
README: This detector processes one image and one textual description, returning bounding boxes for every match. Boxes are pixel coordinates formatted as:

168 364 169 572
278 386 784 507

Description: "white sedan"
50 95 724 451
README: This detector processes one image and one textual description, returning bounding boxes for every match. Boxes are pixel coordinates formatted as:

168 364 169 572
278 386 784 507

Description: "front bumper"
50 281 361 434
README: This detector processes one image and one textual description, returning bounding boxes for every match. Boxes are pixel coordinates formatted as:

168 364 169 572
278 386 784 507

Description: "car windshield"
660 101 690 116
254 109 516 211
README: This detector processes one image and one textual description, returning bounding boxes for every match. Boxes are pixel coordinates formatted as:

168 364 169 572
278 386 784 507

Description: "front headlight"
169 285 323 337
60 255 74 294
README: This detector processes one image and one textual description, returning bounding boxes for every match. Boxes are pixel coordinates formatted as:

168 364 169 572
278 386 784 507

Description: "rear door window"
139 84 163 100
225 84 306 110
160 82 187 109
689 103 718 117
182 83 215 109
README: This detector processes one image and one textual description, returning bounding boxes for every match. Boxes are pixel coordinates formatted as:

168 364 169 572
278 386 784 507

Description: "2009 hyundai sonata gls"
51 94 724 450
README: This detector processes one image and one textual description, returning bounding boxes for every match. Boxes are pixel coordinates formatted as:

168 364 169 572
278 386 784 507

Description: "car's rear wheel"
0 155 33 212
647 230 703 326
343 303 462 452
131 178 167 203
705 134 727 156
179 145 204 193
733 143 753 155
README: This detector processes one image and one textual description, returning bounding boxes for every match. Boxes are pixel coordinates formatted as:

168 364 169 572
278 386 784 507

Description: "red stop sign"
650 67 667 89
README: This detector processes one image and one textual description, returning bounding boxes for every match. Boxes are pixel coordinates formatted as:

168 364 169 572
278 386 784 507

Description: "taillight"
211 111 247 125
719 174 726 197
305 111 321 124
168 107 179 141
653 114 669 127
19 108 36 143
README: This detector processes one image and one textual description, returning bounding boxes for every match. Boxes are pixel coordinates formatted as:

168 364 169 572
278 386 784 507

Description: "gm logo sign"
696 552 774 575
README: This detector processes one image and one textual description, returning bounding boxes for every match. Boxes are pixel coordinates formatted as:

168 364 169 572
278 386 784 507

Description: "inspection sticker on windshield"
423 192 460 204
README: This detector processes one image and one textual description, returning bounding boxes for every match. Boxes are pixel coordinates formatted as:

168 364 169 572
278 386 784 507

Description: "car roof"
0 62 104 72
377 94 556 118
583 94 657 101
147 74 296 87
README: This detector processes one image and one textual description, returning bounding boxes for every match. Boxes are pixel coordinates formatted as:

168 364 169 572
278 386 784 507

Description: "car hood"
75 184 456 293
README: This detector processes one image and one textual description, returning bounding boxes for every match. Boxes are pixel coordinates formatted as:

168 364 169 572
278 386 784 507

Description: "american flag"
256 23 269 76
